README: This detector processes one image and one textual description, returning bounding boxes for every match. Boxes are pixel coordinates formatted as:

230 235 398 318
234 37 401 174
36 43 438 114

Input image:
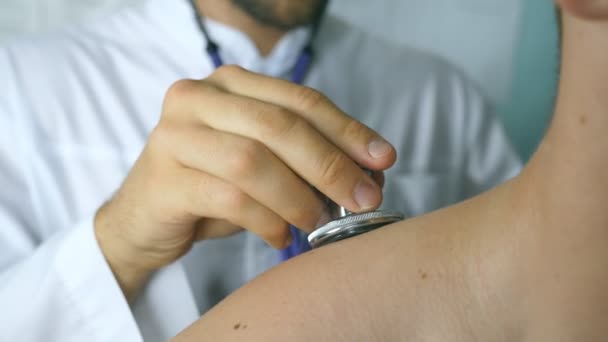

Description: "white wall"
0 0 522 106
0 0 142 37
330 0 522 106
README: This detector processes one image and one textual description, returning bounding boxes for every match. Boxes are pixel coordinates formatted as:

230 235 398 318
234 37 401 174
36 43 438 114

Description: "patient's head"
231 0 328 30
557 0 608 19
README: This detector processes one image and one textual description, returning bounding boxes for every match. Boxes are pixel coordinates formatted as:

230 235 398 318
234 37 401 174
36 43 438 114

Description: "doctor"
0 0 520 341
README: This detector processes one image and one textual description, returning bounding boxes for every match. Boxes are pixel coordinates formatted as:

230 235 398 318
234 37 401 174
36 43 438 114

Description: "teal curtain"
498 0 559 161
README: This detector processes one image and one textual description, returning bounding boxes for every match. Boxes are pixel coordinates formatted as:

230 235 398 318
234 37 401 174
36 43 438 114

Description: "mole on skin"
233 322 248 330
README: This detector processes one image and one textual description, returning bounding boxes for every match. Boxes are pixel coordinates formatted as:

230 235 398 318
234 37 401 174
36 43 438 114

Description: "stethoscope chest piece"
308 209 405 249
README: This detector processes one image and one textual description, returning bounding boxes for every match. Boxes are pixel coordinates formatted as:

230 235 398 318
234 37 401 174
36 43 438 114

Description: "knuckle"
165 79 197 105
228 139 264 179
212 64 245 80
292 86 327 112
341 119 370 141
318 150 350 189
164 79 218 114
254 106 302 140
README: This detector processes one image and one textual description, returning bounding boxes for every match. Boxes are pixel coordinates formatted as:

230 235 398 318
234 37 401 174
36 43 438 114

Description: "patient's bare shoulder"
172 183 523 342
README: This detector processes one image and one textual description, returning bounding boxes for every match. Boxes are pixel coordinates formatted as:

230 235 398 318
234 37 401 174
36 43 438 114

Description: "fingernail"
368 139 393 159
354 179 381 211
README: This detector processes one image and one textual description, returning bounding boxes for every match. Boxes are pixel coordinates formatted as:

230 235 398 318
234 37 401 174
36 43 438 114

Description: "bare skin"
558 0 608 19
196 0 327 55
173 4 608 341
195 0 283 55
94 0 394 302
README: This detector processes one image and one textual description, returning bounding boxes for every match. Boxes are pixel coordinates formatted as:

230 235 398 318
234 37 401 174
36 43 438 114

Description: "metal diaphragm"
308 210 404 249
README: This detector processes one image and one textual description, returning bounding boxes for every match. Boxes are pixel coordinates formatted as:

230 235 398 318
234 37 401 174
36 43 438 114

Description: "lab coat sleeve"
0 60 143 342
462 84 523 197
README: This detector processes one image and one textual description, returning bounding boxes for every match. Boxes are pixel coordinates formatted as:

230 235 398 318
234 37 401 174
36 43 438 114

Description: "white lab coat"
0 0 521 341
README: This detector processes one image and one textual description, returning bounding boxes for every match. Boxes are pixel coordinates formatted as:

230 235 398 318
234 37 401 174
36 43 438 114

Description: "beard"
231 0 329 30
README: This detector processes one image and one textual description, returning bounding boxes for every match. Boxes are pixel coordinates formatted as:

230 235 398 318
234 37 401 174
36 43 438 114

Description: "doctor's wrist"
94 202 155 302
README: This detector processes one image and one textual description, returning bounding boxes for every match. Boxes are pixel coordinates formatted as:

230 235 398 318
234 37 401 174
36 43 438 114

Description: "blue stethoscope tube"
280 225 312 261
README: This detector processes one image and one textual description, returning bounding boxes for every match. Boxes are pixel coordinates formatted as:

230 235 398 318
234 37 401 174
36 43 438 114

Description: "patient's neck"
525 14 608 223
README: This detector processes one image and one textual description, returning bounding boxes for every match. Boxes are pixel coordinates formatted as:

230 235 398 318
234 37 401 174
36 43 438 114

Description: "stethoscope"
188 0 405 262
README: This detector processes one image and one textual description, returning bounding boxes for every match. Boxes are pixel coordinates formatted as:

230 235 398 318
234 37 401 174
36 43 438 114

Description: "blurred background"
0 0 559 161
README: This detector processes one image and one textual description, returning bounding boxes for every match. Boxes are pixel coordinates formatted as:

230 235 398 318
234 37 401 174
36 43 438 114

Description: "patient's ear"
557 0 608 20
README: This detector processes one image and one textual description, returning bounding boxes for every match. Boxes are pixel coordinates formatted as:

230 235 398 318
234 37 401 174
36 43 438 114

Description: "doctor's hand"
94 65 396 301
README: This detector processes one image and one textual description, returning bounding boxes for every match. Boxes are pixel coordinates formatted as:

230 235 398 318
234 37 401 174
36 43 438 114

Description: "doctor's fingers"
173 168 292 249
371 171 385 188
193 218 243 241
163 84 382 214
154 123 327 232
205 66 397 172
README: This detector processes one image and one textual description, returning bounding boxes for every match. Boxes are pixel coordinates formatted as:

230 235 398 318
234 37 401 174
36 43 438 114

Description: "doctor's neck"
196 0 314 56
196 0 282 55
